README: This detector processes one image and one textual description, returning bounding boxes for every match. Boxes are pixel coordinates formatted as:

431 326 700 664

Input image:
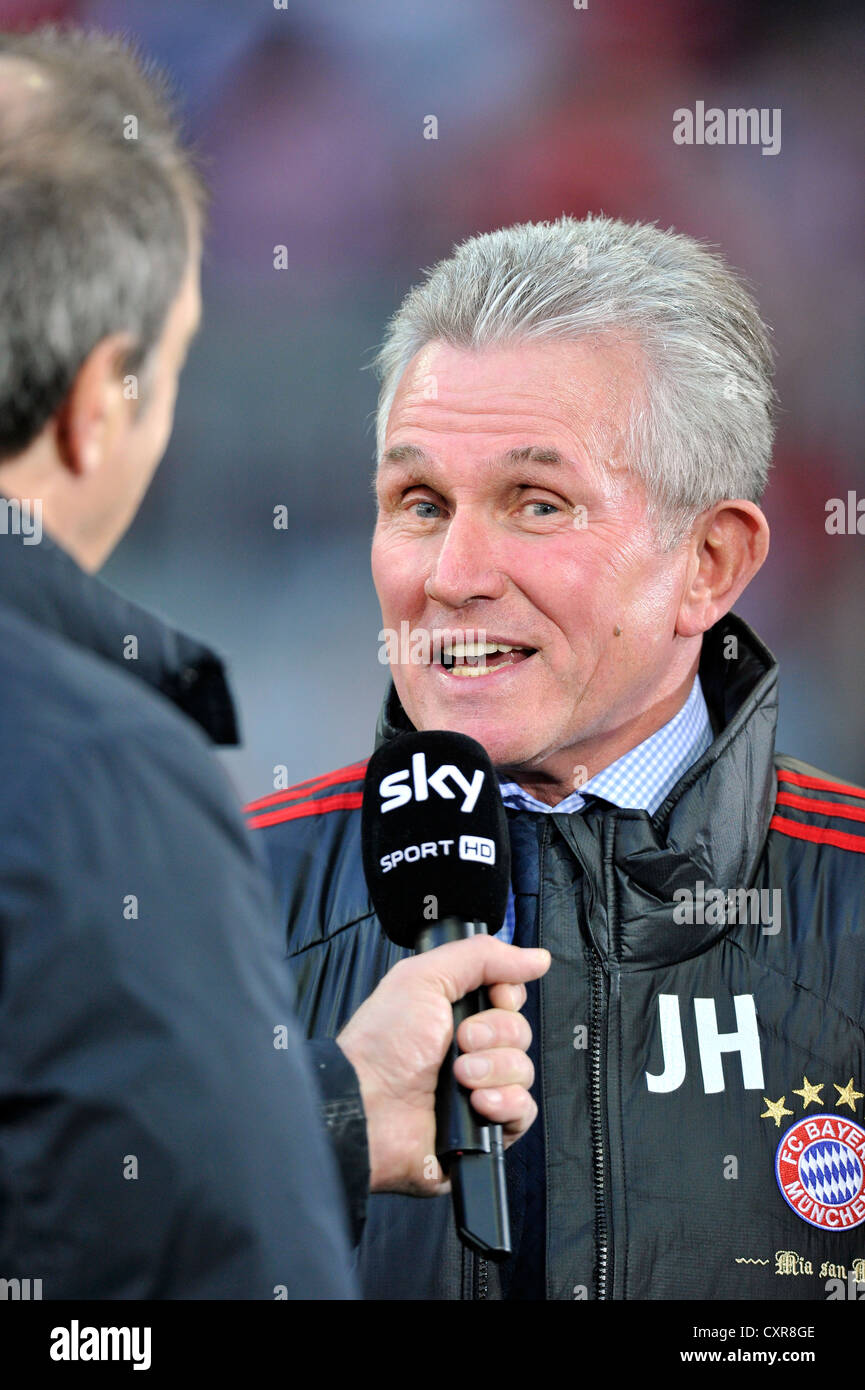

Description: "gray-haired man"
250 215 865 1300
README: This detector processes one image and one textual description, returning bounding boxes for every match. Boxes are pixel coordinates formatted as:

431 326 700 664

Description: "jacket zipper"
589 948 609 1299
475 1254 488 1299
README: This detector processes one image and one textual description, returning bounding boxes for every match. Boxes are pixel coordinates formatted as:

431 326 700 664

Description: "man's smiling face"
371 338 699 800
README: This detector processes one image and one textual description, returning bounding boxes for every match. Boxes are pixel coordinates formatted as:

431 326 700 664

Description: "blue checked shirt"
495 675 713 942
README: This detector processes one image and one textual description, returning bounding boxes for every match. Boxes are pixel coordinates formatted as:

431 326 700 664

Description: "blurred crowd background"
3 0 863 797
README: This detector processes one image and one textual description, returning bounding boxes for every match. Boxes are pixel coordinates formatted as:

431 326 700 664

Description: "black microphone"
361 729 512 1259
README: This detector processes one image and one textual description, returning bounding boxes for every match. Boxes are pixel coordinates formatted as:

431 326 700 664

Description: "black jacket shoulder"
0 583 357 1297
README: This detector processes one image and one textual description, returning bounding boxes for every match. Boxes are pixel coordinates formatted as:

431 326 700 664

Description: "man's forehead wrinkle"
393 375 629 448
399 390 576 415
389 401 590 445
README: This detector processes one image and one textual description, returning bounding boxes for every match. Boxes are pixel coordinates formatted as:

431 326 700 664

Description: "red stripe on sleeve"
244 760 368 814
769 813 865 854
246 791 364 830
776 789 865 825
776 768 865 801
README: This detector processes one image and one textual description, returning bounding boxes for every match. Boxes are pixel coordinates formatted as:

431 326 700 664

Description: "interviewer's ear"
675 499 770 639
54 331 137 477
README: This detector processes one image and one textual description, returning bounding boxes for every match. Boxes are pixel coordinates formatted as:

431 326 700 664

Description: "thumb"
417 935 551 1005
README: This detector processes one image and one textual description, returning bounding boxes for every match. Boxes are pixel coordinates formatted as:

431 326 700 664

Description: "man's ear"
675 500 770 639
54 331 137 477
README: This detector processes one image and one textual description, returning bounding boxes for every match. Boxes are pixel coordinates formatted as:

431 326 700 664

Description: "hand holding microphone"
342 729 549 1258
336 935 548 1198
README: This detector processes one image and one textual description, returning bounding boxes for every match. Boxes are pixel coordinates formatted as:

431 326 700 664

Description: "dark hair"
0 26 207 459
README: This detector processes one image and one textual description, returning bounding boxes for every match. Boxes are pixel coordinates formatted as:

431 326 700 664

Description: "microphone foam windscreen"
361 730 511 949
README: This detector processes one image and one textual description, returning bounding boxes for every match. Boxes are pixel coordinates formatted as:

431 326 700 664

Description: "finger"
487 981 526 1012
422 937 551 1005
469 1084 537 1143
455 1007 532 1054
454 1046 534 1091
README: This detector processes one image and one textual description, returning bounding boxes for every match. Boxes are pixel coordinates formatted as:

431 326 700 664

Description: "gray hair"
0 26 206 461
374 215 776 547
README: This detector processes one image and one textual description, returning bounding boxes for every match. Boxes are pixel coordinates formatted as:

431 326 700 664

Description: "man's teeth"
441 640 526 676
442 641 514 658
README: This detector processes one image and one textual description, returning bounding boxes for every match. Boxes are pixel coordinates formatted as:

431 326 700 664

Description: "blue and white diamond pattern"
800 1139 863 1205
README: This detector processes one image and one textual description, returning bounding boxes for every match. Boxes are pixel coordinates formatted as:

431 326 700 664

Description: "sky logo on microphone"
459 835 496 864
379 751 485 814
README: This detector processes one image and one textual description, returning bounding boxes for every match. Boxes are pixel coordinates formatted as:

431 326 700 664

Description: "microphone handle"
416 917 512 1260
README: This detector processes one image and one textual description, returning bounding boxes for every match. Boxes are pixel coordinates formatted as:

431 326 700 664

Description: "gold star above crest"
793 1076 825 1110
834 1078 864 1112
761 1096 794 1127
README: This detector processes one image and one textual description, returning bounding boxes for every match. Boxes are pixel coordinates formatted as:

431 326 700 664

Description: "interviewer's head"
0 27 204 571
370 216 774 800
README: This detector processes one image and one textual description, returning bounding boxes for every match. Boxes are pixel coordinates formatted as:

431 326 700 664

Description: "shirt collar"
499 674 713 815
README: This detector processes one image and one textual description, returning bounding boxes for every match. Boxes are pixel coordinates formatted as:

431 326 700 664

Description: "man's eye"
410 498 441 519
525 500 560 517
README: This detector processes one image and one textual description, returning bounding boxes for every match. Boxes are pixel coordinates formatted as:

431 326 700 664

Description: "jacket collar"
0 526 239 745
374 611 779 966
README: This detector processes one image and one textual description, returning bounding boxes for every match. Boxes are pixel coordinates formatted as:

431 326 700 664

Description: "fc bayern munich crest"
775 1114 865 1231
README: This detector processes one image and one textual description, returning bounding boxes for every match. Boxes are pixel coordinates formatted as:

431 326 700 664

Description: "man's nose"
423 508 507 608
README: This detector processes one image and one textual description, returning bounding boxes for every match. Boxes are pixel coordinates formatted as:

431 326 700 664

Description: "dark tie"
501 812 545 1300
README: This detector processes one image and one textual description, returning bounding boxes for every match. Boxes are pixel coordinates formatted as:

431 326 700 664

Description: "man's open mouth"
438 640 537 678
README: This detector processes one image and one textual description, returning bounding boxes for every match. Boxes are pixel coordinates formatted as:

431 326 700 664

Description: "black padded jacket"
249 612 865 1300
